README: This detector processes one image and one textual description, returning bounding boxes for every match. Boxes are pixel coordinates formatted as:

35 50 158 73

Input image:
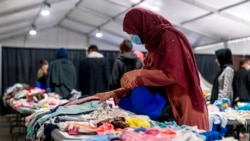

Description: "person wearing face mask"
94 8 209 130
233 58 250 103
36 59 48 90
210 48 234 104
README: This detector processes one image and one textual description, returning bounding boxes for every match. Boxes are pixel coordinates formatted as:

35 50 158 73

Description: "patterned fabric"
97 117 129 129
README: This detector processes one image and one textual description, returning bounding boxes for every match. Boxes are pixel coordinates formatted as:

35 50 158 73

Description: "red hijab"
123 8 205 112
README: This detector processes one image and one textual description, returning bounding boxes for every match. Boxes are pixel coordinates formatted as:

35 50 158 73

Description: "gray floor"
0 115 26 141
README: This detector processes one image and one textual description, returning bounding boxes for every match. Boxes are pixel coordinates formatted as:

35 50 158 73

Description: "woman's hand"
94 91 115 104
42 65 48 74
234 97 239 102
121 70 141 88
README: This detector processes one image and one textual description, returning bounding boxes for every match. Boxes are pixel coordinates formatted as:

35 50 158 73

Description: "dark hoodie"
108 52 143 90
57 48 68 59
233 64 250 102
210 48 233 104
47 48 76 98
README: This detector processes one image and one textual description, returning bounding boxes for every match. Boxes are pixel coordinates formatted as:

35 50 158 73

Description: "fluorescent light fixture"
41 3 50 16
41 10 50 16
131 0 141 4
29 25 37 35
95 32 103 38
29 30 37 35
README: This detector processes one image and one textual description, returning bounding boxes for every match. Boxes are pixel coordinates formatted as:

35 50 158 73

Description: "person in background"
94 7 209 130
36 59 48 90
79 45 110 96
233 58 250 103
210 48 234 104
47 48 76 99
233 58 250 138
87 44 104 58
108 39 143 90
133 50 145 62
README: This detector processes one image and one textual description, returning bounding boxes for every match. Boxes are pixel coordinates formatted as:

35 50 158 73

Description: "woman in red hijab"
94 7 209 130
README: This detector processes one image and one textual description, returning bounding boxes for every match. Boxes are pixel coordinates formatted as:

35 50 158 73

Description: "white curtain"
199 72 212 95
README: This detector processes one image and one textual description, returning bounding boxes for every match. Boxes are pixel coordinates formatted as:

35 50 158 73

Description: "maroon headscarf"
123 7 205 112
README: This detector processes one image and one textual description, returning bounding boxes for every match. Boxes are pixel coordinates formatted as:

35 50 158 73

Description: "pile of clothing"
3 83 68 110
24 96 231 141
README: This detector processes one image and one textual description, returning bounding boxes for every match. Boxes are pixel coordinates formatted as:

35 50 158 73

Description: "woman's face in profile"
215 58 220 67
42 64 48 70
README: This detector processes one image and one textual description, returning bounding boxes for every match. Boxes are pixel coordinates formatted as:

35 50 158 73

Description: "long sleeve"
140 69 176 86
37 69 44 79
112 76 144 105
112 69 175 104
218 67 234 101
108 60 122 90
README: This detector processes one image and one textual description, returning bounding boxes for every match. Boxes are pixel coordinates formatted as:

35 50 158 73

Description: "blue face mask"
130 34 142 45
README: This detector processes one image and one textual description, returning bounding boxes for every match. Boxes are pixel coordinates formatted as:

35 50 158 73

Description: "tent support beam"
180 0 250 26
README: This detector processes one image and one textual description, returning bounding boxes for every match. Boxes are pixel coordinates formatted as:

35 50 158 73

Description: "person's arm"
96 69 176 104
37 69 44 79
140 69 176 86
108 60 122 90
113 69 176 104
218 67 234 101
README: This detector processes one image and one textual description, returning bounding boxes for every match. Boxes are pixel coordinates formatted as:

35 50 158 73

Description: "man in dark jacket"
79 45 110 96
108 39 143 90
233 58 250 103
47 48 76 99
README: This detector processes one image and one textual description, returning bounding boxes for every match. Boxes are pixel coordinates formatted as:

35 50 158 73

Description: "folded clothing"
67 123 97 135
97 117 129 129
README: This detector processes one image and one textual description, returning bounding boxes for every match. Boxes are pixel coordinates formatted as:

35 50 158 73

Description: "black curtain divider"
1 48 219 93
1 47 119 114
195 54 219 84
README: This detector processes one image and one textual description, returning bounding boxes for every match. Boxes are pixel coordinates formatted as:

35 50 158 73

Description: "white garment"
173 129 205 141
199 72 212 94
87 51 104 58
208 112 228 131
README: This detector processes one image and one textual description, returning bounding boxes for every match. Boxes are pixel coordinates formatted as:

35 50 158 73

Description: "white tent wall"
194 37 250 55
227 37 250 56
89 38 119 51
194 42 225 54
0 27 118 50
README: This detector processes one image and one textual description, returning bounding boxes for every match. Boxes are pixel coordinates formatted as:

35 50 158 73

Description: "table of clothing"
208 98 250 140
2 83 245 141
2 83 73 141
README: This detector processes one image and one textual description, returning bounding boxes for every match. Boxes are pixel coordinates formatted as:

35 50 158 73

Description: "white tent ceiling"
0 0 250 48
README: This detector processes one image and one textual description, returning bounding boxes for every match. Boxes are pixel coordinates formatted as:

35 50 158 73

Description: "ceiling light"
29 30 37 35
29 25 37 36
130 0 141 4
41 3 51 16
95 32 103 38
